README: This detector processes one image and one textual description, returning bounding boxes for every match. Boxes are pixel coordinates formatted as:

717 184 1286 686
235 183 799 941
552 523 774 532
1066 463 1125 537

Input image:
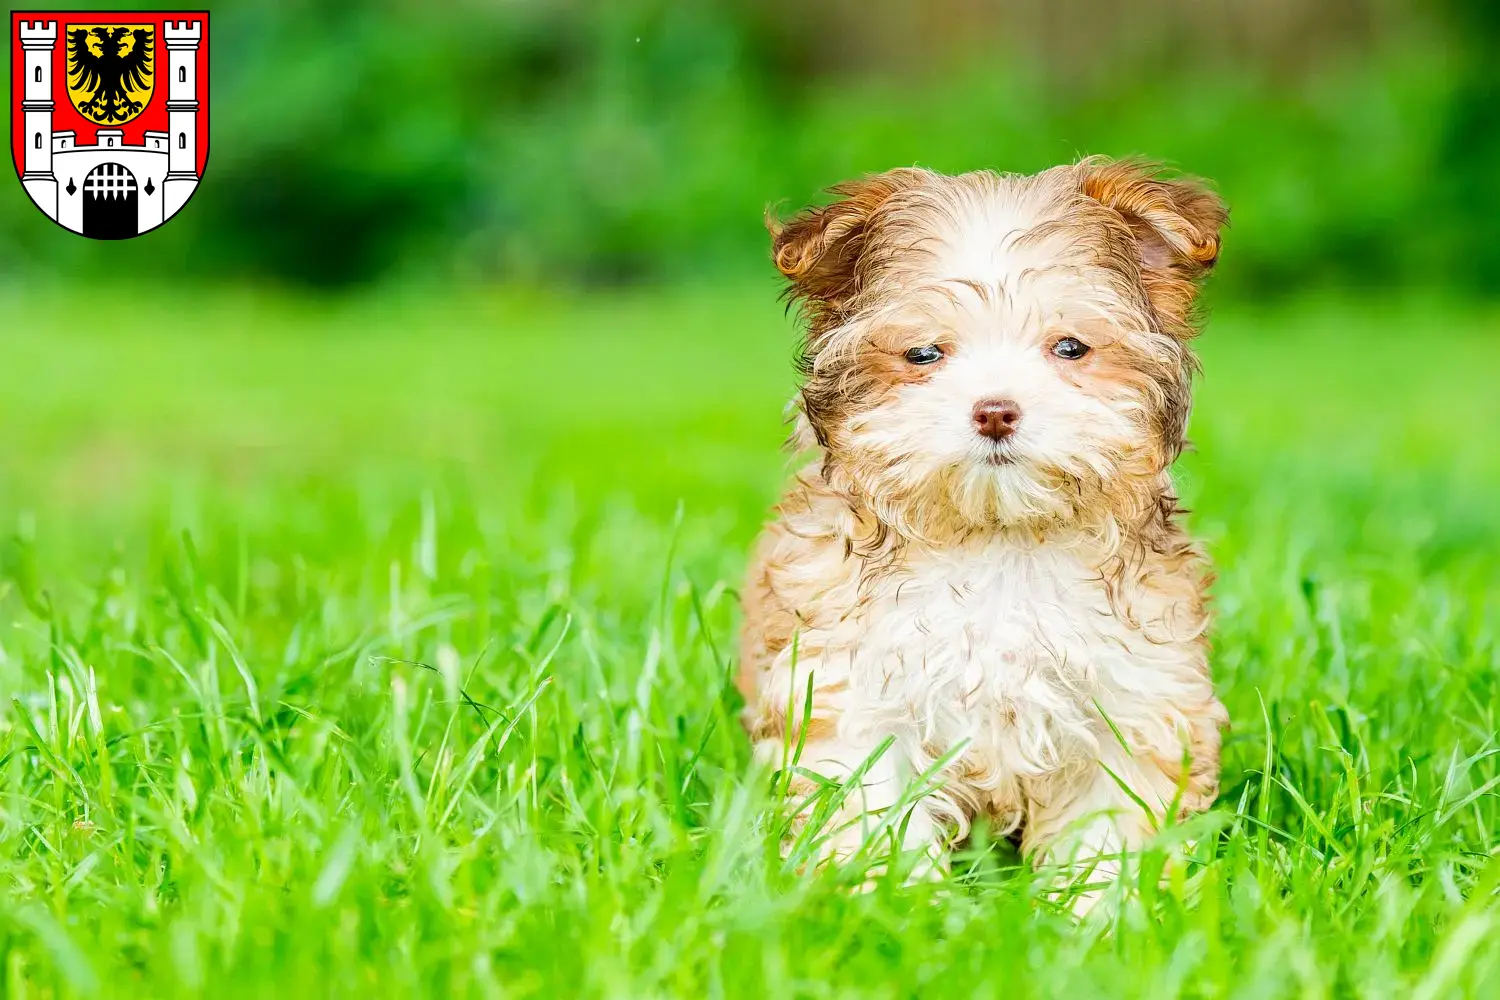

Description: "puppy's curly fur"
739 158 1229 893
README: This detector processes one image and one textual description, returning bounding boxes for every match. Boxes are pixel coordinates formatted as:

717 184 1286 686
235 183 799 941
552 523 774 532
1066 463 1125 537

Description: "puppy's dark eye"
904 345 944 365
1051 337 1090 361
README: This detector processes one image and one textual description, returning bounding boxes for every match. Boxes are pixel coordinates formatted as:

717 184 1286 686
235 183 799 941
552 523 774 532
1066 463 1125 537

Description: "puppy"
739 158 1228 896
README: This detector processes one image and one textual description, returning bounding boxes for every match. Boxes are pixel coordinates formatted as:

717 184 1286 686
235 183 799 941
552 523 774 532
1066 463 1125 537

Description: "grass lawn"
2 283 1498 998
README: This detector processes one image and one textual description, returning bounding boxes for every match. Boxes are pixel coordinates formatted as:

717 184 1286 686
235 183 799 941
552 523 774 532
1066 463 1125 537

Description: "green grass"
1 283 1498 998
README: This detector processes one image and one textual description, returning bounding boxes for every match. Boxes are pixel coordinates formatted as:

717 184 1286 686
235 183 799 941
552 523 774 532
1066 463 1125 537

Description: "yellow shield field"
64 23 155 125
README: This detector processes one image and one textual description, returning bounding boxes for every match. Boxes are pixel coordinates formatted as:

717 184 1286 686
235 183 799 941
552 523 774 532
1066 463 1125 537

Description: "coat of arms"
11 10 208 239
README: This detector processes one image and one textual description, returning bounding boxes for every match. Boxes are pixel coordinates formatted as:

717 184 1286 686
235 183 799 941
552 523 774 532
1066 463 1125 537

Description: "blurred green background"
3 0 1498 294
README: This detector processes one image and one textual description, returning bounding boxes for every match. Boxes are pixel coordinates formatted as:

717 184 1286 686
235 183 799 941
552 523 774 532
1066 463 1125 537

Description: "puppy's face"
773 159 1226 537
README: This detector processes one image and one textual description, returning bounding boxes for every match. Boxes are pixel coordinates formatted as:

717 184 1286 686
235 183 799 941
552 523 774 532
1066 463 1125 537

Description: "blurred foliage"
1 0 1495 293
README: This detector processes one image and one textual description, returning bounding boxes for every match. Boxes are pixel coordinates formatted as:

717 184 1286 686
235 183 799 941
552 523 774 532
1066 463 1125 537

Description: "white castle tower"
162 20 202 218
19 20 59 217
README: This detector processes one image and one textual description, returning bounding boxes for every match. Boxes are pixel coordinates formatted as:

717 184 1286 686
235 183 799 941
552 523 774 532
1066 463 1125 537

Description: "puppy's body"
739 160 1228 885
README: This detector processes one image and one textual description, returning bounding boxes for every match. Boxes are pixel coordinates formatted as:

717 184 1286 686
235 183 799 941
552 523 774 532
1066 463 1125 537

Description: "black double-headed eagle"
67 26 154 124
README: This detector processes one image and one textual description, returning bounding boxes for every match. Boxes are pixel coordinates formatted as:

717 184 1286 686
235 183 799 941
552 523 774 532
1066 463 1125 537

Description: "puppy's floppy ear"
1080 158 1227 333
1080 157 1226 274
769 169 926 330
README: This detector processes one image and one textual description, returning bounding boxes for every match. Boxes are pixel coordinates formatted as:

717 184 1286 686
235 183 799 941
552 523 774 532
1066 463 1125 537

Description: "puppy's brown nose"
973 399 1022 440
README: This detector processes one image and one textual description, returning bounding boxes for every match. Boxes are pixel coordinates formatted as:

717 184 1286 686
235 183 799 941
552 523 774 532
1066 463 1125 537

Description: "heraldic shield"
10 10 208 239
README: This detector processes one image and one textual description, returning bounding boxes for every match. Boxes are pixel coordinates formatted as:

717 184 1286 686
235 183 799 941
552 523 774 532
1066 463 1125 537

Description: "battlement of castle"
18 20 58 41
52 130 172 154
162 21 203 44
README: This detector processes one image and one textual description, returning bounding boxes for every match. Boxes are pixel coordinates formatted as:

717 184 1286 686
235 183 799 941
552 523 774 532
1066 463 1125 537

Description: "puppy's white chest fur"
831 540 1194 818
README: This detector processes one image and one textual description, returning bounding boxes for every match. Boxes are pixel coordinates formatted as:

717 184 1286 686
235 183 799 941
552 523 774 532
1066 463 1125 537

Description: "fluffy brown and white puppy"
739 158 1229 895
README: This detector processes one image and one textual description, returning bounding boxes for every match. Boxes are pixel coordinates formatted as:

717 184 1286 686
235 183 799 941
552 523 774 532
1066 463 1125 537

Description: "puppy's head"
772 158 1226 540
